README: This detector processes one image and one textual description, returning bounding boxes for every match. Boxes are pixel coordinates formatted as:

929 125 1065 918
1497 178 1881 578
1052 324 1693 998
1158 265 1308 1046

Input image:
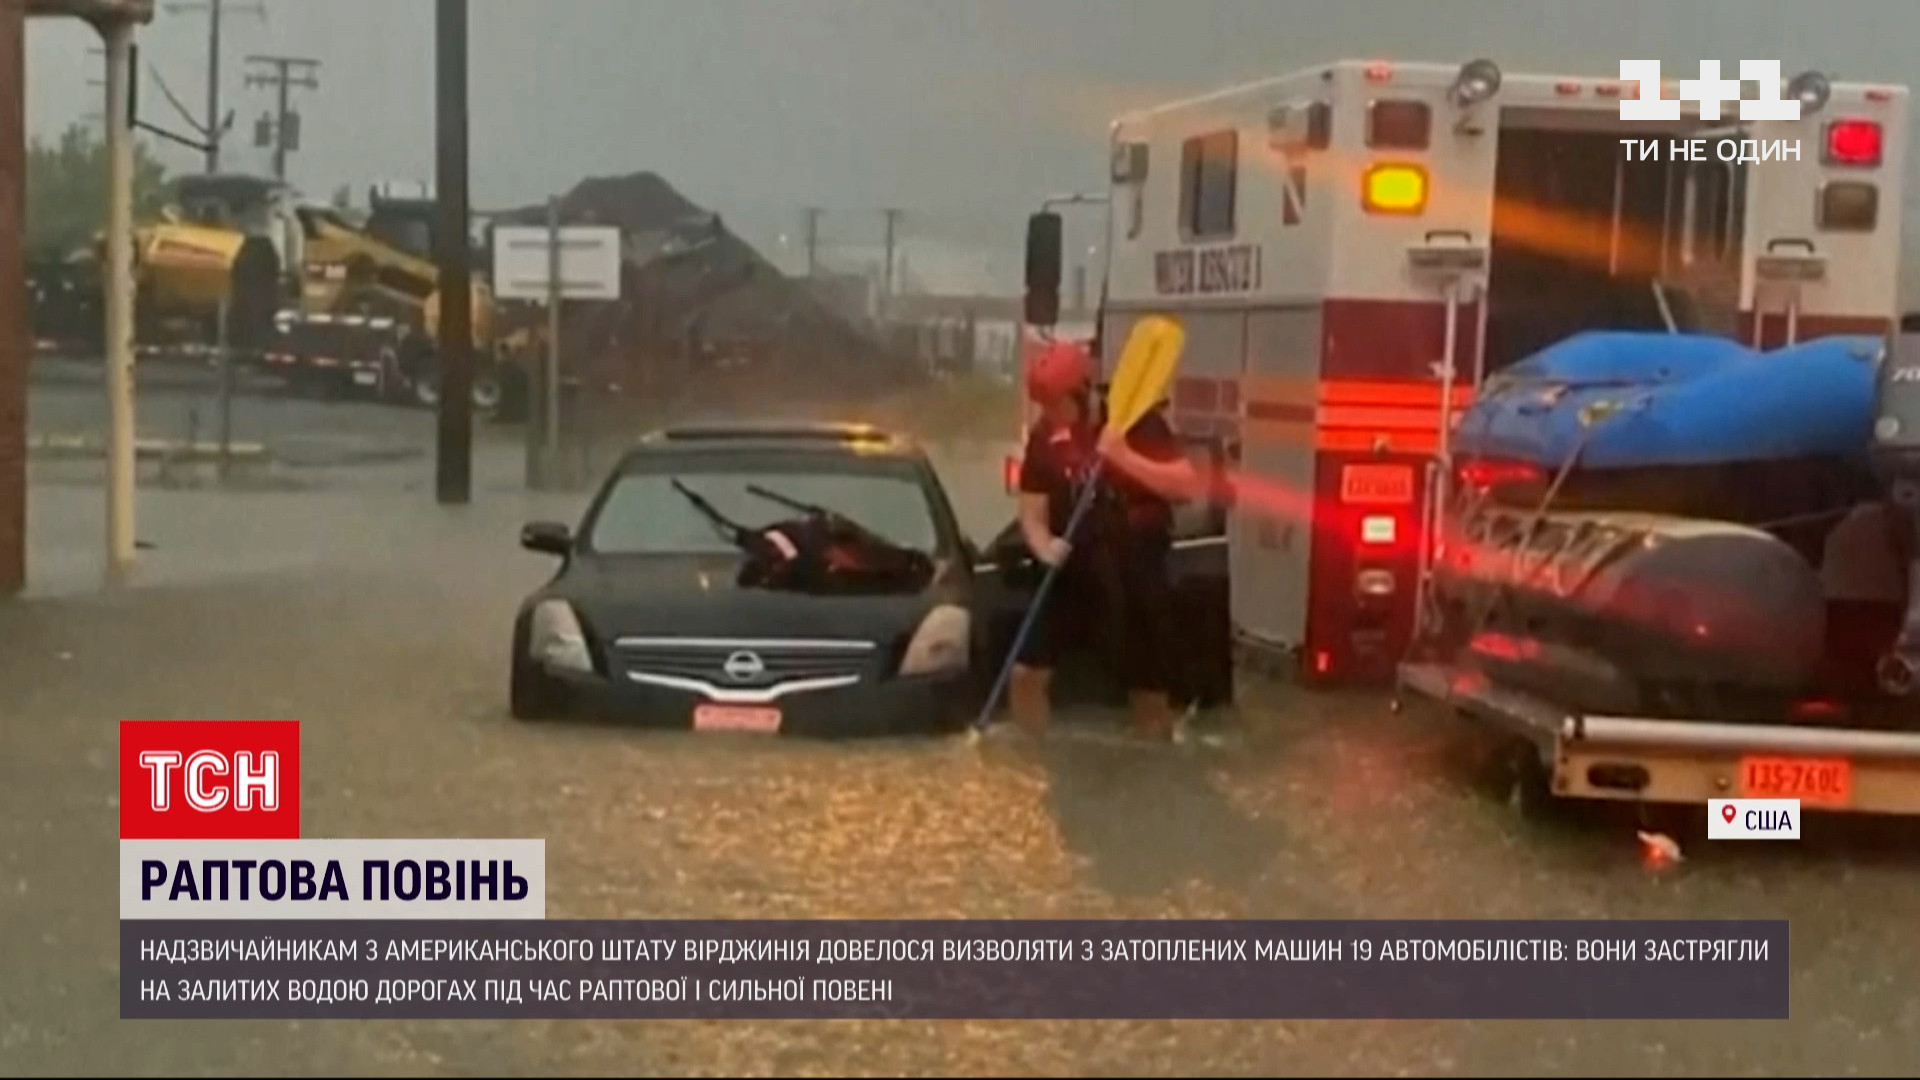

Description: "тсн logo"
1618 60 1801 122
119 720 301 840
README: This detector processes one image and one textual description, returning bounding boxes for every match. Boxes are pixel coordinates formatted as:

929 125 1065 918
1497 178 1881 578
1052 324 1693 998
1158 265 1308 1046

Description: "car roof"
621 420 926 462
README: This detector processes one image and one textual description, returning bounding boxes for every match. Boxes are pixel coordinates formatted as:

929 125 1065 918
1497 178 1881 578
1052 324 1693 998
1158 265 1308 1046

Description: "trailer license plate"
352 370 378 387
1739 756 1851 807
1341 464 1413 504
693 705 782 733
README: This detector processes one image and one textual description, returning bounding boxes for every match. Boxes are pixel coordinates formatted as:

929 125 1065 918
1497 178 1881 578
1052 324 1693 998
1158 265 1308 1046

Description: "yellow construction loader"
119 174 503 408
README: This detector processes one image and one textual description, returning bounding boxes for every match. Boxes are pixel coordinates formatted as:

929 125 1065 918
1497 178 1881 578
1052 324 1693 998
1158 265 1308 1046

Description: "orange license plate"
1739 756 1852 807
693 705 782 733
1341 463 1414 505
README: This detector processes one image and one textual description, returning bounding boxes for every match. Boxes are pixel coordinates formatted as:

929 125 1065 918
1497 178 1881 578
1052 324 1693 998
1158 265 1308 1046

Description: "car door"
969 438 1233 710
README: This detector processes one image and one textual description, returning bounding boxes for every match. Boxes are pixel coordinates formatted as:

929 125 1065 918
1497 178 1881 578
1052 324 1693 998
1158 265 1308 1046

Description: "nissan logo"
722 651 766 682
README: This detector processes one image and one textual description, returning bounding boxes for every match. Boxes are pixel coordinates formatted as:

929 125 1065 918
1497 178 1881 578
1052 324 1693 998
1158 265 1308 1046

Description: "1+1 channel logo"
1615 61 1808 164
1617 60 1804 122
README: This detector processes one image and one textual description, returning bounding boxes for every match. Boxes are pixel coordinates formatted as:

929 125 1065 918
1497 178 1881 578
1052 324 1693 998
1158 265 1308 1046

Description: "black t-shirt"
1019 404 1180 550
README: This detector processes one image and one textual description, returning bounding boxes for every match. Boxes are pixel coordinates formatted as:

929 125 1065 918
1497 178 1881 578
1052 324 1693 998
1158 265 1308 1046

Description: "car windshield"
586 460 942 556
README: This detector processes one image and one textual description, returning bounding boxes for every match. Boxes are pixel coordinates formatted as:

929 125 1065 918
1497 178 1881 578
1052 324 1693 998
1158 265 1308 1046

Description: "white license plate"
352 371 378 387
693 705 781 733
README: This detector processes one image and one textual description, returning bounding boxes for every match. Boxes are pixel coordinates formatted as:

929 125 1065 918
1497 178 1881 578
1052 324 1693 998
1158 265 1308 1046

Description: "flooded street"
4 383 1919 1075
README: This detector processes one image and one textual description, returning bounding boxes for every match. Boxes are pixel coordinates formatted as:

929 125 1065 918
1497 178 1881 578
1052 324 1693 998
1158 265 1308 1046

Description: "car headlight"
528 599 594 674
898 604 971 677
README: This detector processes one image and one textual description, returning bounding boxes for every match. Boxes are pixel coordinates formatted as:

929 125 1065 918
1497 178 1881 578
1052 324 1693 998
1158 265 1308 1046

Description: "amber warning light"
1363 164 1427 215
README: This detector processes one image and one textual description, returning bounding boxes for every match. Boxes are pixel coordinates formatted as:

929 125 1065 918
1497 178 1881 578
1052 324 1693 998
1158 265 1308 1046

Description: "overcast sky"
24 0 1920 291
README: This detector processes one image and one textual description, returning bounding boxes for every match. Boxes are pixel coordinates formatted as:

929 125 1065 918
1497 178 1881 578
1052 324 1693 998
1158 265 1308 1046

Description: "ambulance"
1023 58 1908 685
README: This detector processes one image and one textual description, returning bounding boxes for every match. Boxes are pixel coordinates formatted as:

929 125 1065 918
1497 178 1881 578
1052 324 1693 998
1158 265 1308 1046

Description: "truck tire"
472 373 503 415
412 370 504 415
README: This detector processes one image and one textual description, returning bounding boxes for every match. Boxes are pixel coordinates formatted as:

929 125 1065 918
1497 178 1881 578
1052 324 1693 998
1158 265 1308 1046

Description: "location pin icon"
1721 804 1737 823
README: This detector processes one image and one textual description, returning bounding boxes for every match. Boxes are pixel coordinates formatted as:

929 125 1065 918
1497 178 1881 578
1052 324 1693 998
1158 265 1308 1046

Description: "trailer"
1395 661 1920 817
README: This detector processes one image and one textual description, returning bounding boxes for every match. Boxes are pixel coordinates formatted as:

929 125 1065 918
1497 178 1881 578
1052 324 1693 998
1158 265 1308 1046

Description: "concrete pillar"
0 0 25 598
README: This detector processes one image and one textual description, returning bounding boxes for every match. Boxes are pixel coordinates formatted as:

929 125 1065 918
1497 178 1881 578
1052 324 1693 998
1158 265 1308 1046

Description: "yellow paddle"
1102 315 1185 437
973 316 1188 731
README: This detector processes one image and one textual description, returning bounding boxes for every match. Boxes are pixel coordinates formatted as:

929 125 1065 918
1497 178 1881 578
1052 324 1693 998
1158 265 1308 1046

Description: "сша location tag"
1708 799 1801 840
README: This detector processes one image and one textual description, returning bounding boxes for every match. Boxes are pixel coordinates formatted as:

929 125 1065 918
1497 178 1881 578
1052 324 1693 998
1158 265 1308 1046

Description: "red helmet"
1025 340 1093 403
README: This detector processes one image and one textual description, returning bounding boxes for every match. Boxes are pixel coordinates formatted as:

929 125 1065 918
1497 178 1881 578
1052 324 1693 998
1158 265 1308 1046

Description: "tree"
24 123 170 258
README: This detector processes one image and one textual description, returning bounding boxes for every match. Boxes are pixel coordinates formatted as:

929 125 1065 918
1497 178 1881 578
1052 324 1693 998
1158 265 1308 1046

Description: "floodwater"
3 377 1916 1075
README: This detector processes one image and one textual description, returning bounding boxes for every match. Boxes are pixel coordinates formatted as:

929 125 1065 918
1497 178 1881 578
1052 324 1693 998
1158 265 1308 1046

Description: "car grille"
612 637 880 690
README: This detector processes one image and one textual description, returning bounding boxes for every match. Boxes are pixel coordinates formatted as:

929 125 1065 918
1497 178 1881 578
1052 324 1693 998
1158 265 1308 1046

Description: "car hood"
544 554 966 641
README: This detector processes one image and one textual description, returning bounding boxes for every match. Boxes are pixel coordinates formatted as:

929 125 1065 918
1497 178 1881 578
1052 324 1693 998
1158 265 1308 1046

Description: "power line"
242 53 319 180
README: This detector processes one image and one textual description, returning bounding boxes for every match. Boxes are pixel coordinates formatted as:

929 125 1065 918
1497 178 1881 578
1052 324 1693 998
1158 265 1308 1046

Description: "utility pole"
1 0 25 598
433 0 473 505
802 207 821 278
166 0 265 173
103 15 137 586
243 52 318 181
882 208 901 305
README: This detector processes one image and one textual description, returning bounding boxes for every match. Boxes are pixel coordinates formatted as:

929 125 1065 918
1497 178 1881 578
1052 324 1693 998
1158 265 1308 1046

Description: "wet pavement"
4 389 1919 1075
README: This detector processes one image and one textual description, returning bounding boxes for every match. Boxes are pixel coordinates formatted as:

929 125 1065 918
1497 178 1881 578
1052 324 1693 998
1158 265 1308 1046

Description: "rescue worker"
1009 339 1206 740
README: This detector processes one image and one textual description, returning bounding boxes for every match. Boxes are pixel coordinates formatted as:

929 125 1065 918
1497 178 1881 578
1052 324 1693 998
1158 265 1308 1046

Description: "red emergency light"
1825 119 1882 166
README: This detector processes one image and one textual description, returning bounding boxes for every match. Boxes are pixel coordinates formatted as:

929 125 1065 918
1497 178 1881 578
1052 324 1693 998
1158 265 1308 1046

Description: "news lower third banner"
121 918 1789 1020
112 722 1790 1021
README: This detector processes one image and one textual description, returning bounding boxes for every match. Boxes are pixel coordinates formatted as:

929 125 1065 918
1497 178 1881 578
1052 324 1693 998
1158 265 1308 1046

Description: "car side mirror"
521 521 572 556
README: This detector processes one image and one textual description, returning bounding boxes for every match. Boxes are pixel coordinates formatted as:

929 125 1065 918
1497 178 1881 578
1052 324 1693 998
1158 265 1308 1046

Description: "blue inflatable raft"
1453 331 1885 471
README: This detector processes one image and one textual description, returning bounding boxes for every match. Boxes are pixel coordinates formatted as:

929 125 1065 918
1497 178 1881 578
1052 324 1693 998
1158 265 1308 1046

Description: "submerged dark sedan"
512 422 980 735
512 421 1233 736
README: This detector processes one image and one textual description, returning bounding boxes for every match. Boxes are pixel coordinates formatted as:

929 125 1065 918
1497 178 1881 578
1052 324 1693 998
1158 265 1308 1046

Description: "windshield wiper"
669 478 753 550
744 484 899 550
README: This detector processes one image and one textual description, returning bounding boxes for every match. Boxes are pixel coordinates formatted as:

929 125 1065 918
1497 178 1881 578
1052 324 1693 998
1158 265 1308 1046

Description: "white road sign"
491 226 623 302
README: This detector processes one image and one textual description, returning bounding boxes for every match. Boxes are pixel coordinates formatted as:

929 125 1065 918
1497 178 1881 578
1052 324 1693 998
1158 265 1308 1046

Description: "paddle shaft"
974 460 1107 730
